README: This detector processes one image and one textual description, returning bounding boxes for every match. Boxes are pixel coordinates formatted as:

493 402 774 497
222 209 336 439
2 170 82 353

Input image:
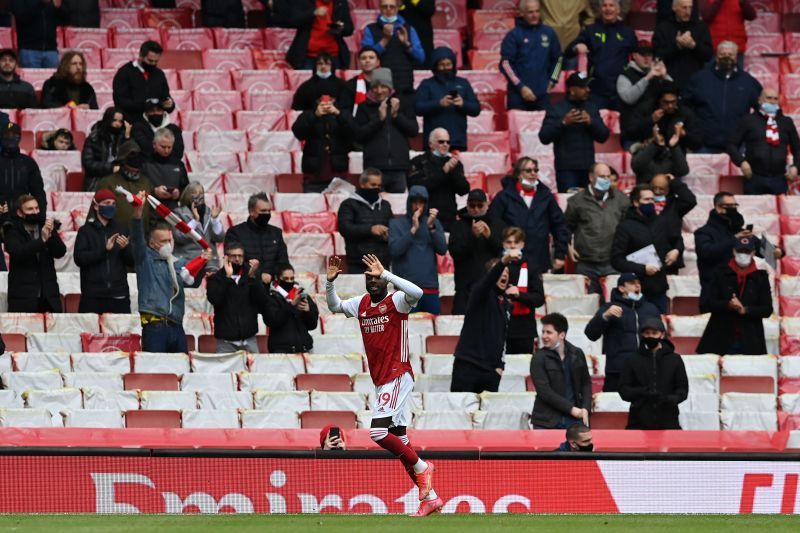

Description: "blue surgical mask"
98 204 116 219
626 291 643 302
379 15 398 24
761 102 779 115
316 70 332 79
654 195 666 203
432 149 448 158
594 176 610 192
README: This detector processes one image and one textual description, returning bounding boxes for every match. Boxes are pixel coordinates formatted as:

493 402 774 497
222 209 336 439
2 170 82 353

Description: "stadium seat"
83 389 139 411
133 352 190 374
212 28 265 49
0 408 55 427
62 409 125 428
192 90 243 112
589 411 628 429
190 351 248 373
423 392 481 412
182 409 240 428
72 352 130 373
413 410 473 430
64 27 110 49
239 372 294 392
125 409 181 429
179 69 233 91
1 370 63 393
414 374 451 393
251 49 292 70
299 410 357 429
80 333 141 352
123 373 180 391
202 49 255 71
720 375 775 394
13 352 71 373
181 373 237 392
197 390 254 410
425 335 459 354
2 333 27 352
162 28 215 51
296 373 353 392
310 391 367 411
239 151 293 174
241 409 300 428
140 390 197 410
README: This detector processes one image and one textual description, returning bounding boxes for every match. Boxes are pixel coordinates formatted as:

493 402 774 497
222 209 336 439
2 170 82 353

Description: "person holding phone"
262 264 319 354
284 0 355 70
320 425 347 450
141 127 189 211
172 182 225 284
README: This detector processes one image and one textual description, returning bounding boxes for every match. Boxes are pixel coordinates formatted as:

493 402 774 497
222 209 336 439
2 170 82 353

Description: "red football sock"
376 432 420 469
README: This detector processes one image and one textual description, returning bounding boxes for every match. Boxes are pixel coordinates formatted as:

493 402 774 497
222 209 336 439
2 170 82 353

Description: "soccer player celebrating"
326 254 443 516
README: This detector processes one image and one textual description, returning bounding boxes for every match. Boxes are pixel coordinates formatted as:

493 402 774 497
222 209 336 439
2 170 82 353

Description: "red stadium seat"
468 9 515 33
437 0 467 30
180 110 234 132
100 48 136 69
467 131 511 153
196 130 248 153
179 69 233 91
66 171 85 192
472 30 505 53
18 68 55 91
263 28 298 52
669 296 700 317
467 50 501 70
2 333 27 352
251 49 292 69
433 29 463 66
720 375 775 394
0 27 12 49
248 130 301 152
80 333 142 352
159 50 204 70
197 334 217 353
100 8 141 30
590 412 628 430
244 90 294 111
111 27 161 50
63 27 110 49
276 173 304 193
232 70 287 92
202 49 255 71
125 410 182 429
745 33 784 54
234 110 287 132
281 211 338 233
19 108 71 132
212 28 265 49
63 293 81 313
425 335 459 354
299 410 357 429
256 334 268 353
140 8 195 30
192 90 243 112
123 373 180 391
671 336 701 355
296 374 353 392
162 28 215 51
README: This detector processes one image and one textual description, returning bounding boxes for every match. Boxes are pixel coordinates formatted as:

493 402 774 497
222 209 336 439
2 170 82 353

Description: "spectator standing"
501 226 545 354
488 156 569 274
726 88 800 196
555 422 594 451
650 173 696 276
206 242 268 353
0 49 36 109
630 124 690 183
342 46 381 115
696 236 772 355
360 0 425 97
625 83 702 151
388 185 447 314
500 0 563 112
541 0 594 51
539 72 610 192
96 141 155 230
619 317 688 430
2 194 65 312
224 192 289 286
448 189 504 315
617 41 672 148
11 0 60 68
140 128 189 211
131 192 210 353
0 123 47 221
112 41 175 124
41 51 97 109
263 264 320 353
172 182 224 279
530 313 592 429
291 53 350 111
564 162 629 296
292 91 352 193
73 189 133 314
337 169 393 274
352 68 418 193
699 0 756 56
59 0 100 27
131 99 184 163
585 272 661 392
406 128 469 232
653 0 713 90
450 251 519 394
656 0 698 24
415 46 480 152
683 41 761 153
82 107 131 192
40 128 75 150
400 0 434 62
201 0 245 28
611 184 682 313
565 0 637 110
285 0 354 70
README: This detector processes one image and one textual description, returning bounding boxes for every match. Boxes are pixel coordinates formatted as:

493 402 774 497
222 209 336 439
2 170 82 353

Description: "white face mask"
521 178 538 190
625 291 643 302
157 242 173 259
316 70 332 79
735 252 752 268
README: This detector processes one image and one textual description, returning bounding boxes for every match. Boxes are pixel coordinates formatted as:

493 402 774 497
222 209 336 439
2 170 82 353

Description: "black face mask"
23 212 44 226
196 203 206 219
108 125 123 135
573 443 594 452
254 213 271 228
147 114 163 127
357 188 380 204
641 336 661 351
142 62 156 73
723 206 745 229
435 68 454 80
2 134 20 154
278 280 295 293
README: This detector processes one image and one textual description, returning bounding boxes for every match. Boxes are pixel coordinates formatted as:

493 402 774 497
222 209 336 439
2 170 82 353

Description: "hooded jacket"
611 206 683 298
41 75 98 109
565 19 637 100
565 186 629 264
263 284 319 353
206 266 270 342
361 14 425 93
406 149 469 232
539 97 610 172
696 262 772 356
96 171 154 231
285 0 354 70
448 207 504 309
291 73 350 112
73 214 134 300
291 106 352 178
453 259 511 372
500 17 563 110
224 218 289 279
415 47 481 151
652 13 713 89
727 110 800 178
585 288 662 376
388 185 447 289
131 116 184 163
630 142 690 183
82 119 128 187
683 62 762 150
337 189 394 267
0 74 37 109
0 149 47 223
487 176 569 274
352 93 418 171
530 340 592 429
11 0 59 51
619 338 688 430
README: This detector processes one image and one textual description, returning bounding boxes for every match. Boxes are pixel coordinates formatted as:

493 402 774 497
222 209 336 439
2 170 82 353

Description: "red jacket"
700 0 757 52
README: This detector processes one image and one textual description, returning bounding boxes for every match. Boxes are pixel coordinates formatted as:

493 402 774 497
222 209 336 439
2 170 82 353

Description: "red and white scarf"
765 112 780 146
512 262 530 316
272 281 301 302
353 73 367 117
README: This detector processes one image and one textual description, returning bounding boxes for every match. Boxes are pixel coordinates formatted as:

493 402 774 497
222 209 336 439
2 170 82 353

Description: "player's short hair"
247 192 271 212
541 312 569 334
566 423 590 441
502 226 526 242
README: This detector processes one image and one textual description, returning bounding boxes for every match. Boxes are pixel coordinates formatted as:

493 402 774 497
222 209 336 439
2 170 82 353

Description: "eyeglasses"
226 253 244 259
719 203 740 208
467 203 485 209
435 139 450 144
521 167 538 173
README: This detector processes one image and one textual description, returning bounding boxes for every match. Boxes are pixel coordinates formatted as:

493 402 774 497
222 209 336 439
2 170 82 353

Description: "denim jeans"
142 322 188 353
412 292 441 315
744 174 788 195
19 49 59 68
555 169 589 192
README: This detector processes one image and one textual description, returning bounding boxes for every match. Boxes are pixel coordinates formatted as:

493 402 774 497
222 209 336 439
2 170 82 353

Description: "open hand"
327 256 343 282
248 259 260 278
427 208 439 228
223 257 234 277
362 254 385 277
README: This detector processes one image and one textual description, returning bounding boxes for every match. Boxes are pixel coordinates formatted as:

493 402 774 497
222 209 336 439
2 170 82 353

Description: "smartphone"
448 90 459 98
328 22 339 29
746 224 754 232
328 426 341 439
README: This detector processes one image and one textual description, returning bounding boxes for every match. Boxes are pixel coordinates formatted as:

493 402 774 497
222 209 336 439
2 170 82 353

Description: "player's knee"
388 426 406 437
370 416 392 442
369 428 388 442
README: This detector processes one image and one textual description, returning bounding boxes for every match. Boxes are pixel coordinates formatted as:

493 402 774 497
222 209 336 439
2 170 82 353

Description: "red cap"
319 425 345 448
94 189 117 204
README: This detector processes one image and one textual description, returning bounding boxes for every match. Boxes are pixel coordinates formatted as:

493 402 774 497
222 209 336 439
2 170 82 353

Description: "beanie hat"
93 189 117 204
371 68 393 90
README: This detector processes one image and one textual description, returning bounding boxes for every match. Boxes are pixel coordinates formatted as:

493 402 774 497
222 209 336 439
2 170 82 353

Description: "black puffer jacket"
611 206 683 298
337 190 393 266
619 338 688 430
530 341 592 429
407 151 469 232
81 121 128 188
291 74 350 112
352 96 418 171
263 286 319 353
0 150 47 219
73 215 133 299
291 109 351 178
224 219 289 278
585 288 662 376
0 75 37 109
59 0 101 27
11 0 59 51
206 267 270 342
41 76 98 109
201 0 245 28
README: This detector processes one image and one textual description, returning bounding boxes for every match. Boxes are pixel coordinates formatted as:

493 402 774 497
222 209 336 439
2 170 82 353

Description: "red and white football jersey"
339 291 414 386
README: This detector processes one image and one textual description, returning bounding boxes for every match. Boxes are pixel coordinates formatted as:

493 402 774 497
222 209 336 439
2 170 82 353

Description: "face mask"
654 195 666 203
121 168 140 181
357 188 380 204
379 15 397 24
735 252 753 268
23 213 43 226
436 68 454 80
98 204 116 219
761 102 779 115
254 213 271 227
432 149 448 158
278 280 295 293
573 443 594 452
639 203 656 218
718 57 735 72
593 176 611 192
147 114 163 127
142 62 156 73
109 125 123 135
625 291 643 302
641 336 661 351
2 134 20 153
316 70 332 79
521 178 537 190
723 206 744 228
192 196 205 207
157 242 173 259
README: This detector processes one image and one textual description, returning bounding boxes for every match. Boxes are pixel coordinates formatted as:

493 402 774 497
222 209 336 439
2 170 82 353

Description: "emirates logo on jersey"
361 314 390 334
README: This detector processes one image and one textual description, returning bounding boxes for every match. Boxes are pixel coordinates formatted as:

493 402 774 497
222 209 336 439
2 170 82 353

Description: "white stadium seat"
63 372 123 391
140 391 198 410
62 409 124 428
197 390 254 410
82 389 139 410
182 409 240 429
181 373 237 392
241 410 300 428
190 351 248 373
238 372 294 392
253 390 310 412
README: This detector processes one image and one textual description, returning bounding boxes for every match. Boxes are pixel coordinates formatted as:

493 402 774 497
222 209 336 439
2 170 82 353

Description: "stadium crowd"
0 0 794 434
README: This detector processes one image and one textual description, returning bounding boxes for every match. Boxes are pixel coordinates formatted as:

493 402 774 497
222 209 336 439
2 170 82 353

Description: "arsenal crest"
379 304 388 314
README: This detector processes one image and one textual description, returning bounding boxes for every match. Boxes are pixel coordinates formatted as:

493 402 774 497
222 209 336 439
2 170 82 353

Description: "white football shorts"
372 372 414 427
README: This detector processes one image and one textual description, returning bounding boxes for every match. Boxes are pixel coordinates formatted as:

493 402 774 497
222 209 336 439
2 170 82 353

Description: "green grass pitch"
0 514 797 532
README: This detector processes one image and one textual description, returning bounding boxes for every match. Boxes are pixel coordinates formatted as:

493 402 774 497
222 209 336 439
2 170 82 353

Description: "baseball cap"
617 272 639 286
566 72 589 88
144 98 162 111
640 317 666 333
735 236 756 252
467 189 488 203
634 40 654 55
